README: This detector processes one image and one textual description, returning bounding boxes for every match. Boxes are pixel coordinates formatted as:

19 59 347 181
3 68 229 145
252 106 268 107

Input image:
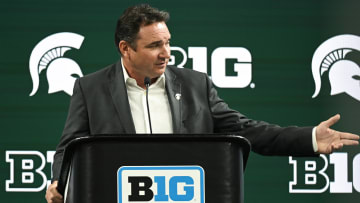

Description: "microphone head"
144 77 151 86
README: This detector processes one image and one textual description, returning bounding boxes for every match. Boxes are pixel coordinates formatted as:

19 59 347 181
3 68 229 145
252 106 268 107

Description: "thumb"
323 114 340 128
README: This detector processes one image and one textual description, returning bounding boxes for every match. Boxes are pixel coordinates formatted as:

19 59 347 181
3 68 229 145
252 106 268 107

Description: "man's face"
124 21 171 80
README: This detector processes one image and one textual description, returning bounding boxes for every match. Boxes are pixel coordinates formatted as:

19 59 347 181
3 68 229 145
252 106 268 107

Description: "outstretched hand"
316 114 359 154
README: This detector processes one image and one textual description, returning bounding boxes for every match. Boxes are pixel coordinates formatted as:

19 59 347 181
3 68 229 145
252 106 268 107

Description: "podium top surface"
66 134 250 147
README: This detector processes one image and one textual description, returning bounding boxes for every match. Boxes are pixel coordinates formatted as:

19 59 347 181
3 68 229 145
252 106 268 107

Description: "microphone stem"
145 84 152 134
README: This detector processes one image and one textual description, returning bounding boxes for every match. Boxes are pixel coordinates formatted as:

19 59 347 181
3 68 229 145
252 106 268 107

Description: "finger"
46 192 63 202
46 195 63 203
48 195 63 203
52 195 64 202
340 139 359 146
339 132 360 140
332 142 343 150
50 181 60 193
323 114 340 128
46 182 63 203
50 188 63 199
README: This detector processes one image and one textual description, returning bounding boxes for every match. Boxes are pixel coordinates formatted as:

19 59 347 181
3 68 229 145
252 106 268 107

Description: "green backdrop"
1 0 359 202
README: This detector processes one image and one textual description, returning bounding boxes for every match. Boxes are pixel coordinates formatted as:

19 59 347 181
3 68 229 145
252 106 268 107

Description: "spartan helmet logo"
312 34 360 101
29 32 84 96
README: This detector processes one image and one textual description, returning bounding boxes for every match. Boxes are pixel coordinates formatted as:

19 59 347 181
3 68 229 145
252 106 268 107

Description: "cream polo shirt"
121 61 173 134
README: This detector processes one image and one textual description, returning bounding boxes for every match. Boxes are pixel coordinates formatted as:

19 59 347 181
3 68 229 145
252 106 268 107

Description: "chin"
154 67 166 75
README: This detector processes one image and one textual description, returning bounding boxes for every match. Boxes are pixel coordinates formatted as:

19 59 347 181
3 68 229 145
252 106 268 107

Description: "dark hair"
114 4 170 53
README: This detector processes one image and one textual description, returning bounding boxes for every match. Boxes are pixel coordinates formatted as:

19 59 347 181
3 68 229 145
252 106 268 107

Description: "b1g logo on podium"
117 166 205 203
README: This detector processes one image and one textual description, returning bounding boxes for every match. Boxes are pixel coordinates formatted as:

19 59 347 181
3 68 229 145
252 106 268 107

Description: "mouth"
155 61 167 67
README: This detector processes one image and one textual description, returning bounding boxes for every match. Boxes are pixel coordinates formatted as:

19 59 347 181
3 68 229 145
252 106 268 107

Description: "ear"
119 40 130 57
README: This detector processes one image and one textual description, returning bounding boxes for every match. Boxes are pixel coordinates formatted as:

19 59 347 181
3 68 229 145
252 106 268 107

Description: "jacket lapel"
165 67 182 133
108 60 136 134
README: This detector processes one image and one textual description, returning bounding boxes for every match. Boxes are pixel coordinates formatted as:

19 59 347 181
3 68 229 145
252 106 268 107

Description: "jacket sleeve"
205 75 316 156
52 79 90 181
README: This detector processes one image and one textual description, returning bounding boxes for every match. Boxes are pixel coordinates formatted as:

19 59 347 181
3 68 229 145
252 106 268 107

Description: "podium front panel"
61 136 249 203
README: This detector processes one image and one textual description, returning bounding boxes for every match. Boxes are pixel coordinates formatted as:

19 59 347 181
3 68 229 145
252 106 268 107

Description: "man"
46 4 359 203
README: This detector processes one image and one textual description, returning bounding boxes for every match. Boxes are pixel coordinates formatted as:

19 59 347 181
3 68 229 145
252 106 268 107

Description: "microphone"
144 77 152 134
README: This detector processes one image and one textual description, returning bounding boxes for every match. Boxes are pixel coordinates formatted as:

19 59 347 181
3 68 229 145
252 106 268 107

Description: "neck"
122 61 158 89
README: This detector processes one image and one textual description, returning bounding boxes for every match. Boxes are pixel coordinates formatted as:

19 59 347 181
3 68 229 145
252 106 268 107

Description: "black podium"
57 134 250 203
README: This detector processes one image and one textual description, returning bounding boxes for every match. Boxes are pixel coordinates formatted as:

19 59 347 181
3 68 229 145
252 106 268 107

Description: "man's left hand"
316 114 359 154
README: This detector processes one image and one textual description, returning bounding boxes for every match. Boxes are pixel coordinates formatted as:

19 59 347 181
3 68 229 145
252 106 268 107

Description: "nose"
159 44 171 60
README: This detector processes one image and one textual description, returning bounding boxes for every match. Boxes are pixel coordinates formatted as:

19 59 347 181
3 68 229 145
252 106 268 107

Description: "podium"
57 134 250 203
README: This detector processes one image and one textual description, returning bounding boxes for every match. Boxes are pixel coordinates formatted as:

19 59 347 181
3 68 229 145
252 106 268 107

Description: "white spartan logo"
312 34 360 101
29 32 84 96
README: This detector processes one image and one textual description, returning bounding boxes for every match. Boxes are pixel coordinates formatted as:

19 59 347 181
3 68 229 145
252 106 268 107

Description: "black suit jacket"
52 60 315 180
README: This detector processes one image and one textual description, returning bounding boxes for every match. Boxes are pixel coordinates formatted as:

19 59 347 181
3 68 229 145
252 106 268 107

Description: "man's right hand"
45 181 63 203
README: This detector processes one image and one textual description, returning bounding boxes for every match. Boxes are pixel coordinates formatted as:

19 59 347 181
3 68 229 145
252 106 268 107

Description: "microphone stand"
144 77 152 134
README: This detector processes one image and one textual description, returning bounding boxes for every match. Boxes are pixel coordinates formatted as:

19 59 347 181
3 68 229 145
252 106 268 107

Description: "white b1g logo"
5 151 55 192
117 166 205 203
170 47 253 88
289 153 360 193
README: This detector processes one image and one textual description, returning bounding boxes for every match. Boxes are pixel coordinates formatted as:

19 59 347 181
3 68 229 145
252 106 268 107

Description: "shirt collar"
121 58 166 89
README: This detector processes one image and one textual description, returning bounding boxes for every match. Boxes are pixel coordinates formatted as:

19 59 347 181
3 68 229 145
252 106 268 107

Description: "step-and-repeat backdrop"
1 0 359 202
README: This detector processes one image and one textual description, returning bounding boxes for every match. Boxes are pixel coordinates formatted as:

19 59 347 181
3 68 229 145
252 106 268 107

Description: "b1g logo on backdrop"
311 34 360 102
5 151 55 192
289 153 360 193
118 166 205 203
170 47 254 89
29 32 84 96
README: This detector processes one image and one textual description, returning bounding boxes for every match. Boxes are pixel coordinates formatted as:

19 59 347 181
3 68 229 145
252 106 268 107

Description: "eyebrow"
144 38 171 48
145 40 162 48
